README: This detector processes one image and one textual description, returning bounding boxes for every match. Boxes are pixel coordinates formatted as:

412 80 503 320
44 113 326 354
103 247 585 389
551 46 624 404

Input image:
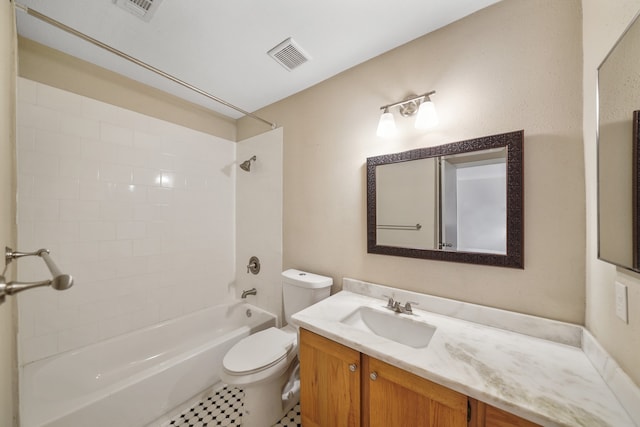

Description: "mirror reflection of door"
439 157 457 251
440 150 507 254
376 158 438 250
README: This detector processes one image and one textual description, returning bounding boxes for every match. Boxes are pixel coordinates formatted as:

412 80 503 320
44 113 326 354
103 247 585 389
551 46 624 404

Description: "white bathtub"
20 302 276 427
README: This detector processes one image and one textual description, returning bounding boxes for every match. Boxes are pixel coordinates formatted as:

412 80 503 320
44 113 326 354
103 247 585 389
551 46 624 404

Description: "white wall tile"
99 313 134 340
58 221 80 243
18 78 37 104
79 180 111 201
17 126 36 152
148 152 175 170
18 198 60 222
36 84 82 115
99 240 133 260
58 322 100 353
148 187 173 204
133 239 162 257
99 163 133 184
100 122 134 146
59 200 100 221
117 221 146 240
82 139 119 163
80 96 119 122
133 130 161 150
59 112 100 140
117 146 150 167
17 103 60 132
100 202 134 221
33 176 79 200
17 80 238 365
21 332 58 363
34 129 82 157
19 152 59 177
115 257 148 278
106 183 148 204
60 241 101 263
78 221 116 241
133 204 165 222
133 168 161 187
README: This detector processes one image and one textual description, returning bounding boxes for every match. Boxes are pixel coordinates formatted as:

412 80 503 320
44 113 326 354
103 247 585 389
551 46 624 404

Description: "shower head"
239 155 257 172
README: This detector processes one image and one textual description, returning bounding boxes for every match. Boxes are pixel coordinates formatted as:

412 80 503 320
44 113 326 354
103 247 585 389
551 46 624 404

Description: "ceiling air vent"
113 0 163 22
267 37 311 71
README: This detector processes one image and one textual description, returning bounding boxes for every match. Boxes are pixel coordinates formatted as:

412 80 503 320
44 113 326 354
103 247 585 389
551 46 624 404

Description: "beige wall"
583 0 640 386
0 2 18 426
238 0 586 323
18 37 237 141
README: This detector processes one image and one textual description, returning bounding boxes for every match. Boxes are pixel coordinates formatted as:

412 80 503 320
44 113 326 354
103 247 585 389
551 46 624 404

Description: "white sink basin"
340 306 436 349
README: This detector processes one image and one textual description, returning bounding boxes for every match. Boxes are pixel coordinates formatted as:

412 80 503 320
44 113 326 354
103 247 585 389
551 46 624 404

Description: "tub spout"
241 288 257 298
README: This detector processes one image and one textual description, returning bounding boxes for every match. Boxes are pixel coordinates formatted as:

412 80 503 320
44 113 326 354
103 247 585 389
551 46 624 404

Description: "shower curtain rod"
14 3 277 130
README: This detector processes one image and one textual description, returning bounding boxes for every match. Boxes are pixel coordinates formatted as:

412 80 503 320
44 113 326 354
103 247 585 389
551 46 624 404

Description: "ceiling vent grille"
267 37 311 71
114 0 163 22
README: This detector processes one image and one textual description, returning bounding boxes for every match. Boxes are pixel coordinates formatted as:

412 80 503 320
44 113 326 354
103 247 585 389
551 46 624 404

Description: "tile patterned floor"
163 385 301 427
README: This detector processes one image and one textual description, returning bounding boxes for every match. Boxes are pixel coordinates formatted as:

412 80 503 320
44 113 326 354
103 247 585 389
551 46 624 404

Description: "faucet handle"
381 294 395 308
404 301 419 313
246 256 260 275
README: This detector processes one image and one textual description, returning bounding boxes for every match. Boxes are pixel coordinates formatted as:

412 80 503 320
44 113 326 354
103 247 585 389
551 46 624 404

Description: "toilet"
220 269 333 427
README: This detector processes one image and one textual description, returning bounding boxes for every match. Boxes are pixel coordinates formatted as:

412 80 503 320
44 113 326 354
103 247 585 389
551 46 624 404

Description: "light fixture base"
398 95 420 117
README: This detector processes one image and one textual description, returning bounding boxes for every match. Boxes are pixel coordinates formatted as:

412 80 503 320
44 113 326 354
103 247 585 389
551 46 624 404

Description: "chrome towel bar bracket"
0 247 74 305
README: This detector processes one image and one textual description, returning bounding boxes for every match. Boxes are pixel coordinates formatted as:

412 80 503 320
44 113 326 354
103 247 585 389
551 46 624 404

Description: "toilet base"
236 359 299 427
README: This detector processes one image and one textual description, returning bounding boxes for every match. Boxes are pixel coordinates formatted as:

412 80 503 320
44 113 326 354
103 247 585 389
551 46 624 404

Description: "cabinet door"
482 403 541 427
363 355 468 427
299 329 361 427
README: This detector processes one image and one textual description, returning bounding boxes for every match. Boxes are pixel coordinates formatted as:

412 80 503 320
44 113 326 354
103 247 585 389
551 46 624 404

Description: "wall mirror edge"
596 3 640 273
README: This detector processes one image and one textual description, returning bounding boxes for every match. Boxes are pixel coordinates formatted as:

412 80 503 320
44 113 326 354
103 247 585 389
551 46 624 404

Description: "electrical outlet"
615 281 628 324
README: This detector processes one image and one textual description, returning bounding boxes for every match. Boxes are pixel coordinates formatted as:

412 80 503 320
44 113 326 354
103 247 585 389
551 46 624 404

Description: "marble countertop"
291 279 636 427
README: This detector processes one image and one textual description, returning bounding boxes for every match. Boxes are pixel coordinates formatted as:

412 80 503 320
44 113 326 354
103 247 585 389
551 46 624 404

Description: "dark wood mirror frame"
366 130 524 268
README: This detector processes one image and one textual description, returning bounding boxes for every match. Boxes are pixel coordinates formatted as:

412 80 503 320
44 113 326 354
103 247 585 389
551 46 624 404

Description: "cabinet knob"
349 363 357 372
370 371 378 381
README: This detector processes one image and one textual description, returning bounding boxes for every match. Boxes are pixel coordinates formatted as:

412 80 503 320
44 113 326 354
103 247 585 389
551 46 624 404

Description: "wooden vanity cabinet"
300 329 466 427
299 329 540 427
299 328 361 427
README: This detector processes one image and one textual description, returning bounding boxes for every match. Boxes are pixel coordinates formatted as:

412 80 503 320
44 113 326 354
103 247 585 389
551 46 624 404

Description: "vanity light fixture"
376 91 438 137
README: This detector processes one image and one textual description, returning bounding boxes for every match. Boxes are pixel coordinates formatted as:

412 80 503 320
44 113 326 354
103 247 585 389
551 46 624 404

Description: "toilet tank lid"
282 269 333 289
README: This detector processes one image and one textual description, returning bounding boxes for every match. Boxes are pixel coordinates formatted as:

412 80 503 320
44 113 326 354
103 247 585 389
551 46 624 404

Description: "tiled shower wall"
16 78 237 364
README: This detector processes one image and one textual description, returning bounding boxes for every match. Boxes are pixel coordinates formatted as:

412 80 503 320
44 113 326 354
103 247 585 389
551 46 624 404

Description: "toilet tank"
282 269 333 325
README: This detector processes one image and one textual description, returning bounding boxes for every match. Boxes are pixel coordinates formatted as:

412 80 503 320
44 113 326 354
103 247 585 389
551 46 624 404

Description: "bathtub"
20 302 276 427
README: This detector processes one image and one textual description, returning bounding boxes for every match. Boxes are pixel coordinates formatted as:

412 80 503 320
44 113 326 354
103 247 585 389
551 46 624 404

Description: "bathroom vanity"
300 328 537 426
291 279 637 427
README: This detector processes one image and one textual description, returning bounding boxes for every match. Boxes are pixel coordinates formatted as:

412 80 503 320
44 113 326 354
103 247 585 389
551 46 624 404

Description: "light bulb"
415 98 439 130
376 109 397 138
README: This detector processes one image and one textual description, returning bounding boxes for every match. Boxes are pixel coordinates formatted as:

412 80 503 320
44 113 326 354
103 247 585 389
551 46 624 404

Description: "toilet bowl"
220 269 332 427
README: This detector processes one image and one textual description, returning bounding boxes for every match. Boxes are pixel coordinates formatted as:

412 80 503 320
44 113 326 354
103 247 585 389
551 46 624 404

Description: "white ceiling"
16 0 501 120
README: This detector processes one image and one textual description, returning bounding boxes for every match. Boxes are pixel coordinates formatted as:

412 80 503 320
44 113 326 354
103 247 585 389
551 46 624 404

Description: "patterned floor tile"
163 385 301 427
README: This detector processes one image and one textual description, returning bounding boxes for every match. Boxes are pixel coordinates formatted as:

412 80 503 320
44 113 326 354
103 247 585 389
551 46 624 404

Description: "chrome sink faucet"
382 295 418 314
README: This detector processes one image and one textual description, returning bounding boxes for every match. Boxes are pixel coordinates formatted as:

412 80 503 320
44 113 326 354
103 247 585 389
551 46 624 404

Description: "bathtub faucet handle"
246 256 260 275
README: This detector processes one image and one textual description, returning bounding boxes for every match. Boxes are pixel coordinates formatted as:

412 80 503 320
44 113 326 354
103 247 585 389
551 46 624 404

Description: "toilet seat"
223 327 296 375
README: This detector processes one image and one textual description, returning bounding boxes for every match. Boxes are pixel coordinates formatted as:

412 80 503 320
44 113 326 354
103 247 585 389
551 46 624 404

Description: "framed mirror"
597 11 640 272
367 130 524 268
